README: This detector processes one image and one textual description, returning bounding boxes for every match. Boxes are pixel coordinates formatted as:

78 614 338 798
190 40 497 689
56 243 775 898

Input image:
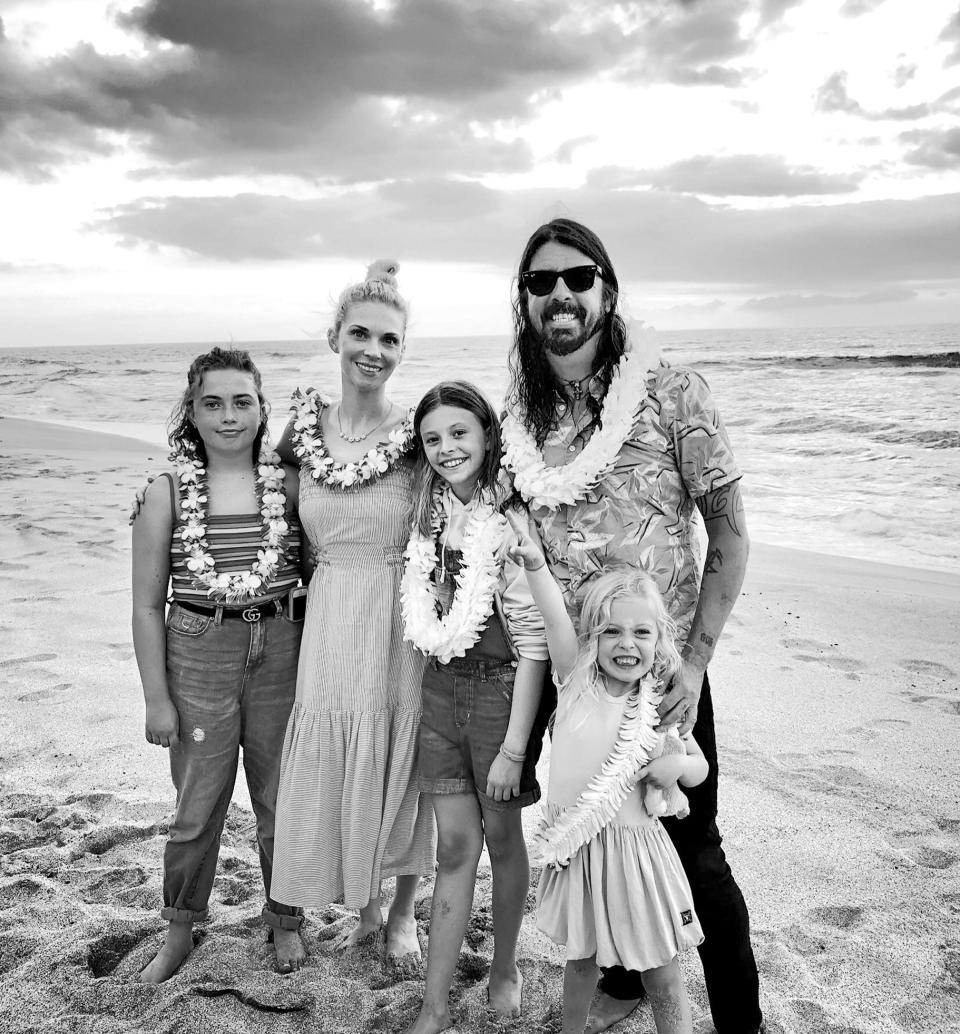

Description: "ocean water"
1 325 958 573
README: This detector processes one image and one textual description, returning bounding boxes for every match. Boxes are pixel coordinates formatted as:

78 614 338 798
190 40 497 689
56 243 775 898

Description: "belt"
175 597 286 623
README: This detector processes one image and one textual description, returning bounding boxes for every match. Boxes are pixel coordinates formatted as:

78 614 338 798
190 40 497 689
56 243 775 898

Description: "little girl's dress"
536 684 704 971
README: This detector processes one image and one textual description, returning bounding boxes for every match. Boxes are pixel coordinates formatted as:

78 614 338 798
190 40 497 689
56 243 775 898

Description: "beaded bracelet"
499 744 526 764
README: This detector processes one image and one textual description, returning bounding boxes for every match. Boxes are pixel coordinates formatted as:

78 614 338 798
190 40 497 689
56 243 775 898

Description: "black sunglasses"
520 264 601 297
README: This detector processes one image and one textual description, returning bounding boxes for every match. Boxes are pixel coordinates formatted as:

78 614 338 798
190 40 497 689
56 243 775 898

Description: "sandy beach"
1 414 958 1034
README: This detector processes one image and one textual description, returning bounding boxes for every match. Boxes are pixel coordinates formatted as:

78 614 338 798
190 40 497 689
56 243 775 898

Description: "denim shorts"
418 656 540 811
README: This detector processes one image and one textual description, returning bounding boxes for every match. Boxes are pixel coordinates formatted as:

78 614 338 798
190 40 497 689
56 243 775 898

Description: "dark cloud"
587 154 862 196
742 287 919 311
1 0 760 181
91 183 960 291
901 126 960 169
617 0 753 87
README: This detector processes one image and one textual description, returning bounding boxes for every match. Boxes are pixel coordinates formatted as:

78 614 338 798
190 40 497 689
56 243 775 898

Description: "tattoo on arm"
699 633 714 648
703 547 723 575
696 481 744 538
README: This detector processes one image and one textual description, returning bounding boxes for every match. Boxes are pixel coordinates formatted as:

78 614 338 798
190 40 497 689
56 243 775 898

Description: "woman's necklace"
336 401 392 443
290 389 414 489
173 438 289 603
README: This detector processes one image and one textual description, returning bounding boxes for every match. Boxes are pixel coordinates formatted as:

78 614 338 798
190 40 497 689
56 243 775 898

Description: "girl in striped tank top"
132 347 308 982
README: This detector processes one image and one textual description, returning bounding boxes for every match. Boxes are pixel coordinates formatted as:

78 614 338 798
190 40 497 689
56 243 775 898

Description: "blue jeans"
161 602 302 923
597 673 763 1034
419 656 540 811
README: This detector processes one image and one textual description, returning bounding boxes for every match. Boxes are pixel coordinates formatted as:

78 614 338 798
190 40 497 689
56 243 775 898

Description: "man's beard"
534 302 603 357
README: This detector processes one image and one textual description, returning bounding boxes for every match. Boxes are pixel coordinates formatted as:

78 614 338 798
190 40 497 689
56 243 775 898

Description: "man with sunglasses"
502 218 763 1034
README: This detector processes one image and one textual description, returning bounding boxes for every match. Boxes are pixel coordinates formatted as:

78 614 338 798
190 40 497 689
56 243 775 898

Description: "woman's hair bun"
365 259 399 286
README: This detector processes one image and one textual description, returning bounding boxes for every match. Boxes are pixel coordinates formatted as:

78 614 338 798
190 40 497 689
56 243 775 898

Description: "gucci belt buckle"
241 607 262 623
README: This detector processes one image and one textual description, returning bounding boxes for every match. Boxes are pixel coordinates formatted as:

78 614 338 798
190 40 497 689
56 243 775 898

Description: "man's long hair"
507 218 629 447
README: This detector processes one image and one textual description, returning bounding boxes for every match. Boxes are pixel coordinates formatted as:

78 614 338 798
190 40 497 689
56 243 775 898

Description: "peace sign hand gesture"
505 509 546 572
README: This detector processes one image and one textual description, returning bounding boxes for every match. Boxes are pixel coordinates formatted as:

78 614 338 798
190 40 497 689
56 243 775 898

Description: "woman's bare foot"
385 911 421 978
403 1002 454 1034
584 991 643 1033
487 963 523 1018
274 927 307 974
139 921 194 984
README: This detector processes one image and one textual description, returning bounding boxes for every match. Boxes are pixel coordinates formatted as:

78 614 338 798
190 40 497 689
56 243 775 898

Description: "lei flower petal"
530 675 666 870
400 495 506 665
171 439 289 603
290 389 414 489
501 350 654 510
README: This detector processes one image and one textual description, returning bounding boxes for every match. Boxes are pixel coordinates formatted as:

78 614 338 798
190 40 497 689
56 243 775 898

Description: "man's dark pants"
528 670 763 1034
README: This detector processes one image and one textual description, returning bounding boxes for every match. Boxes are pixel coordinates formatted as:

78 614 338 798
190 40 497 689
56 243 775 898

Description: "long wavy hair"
558 569 682 725
168 347 269 463
411 380 509 537
507 218 629 447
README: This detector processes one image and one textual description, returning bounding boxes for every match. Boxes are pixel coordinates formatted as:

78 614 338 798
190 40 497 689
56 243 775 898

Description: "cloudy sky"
2 0 958 347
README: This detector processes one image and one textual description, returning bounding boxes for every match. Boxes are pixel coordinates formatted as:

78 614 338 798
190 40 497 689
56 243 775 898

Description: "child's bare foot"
487 963 523 1018
385 911 421 978
584 991 642 1033
139 922 194 984
333 915 384 952
403 1002 454 1034
274 927 307 974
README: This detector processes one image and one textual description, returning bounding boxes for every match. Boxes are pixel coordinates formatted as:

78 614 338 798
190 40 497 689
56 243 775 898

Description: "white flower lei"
173 439 289 603
400 492 507 665
501 348 653 511
531 674 665 870
290 389 413 489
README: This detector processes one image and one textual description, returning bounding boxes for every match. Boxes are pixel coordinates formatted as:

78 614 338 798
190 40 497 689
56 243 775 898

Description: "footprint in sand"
789 997 869 1033
878 837 958 871
792 653 865 672
0 932 41 976
806 763 870 790
0 875 51 907
899 690 960 715
808 905 866 930
84 924 167 978
898 658 957 679
17 682 71 703
74 821 165 858
0 653 58 669
780 636 865 672
214 874 258 907
76 865 149 904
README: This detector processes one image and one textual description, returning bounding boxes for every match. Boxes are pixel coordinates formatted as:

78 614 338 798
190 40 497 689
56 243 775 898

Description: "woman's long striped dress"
270 458 434 908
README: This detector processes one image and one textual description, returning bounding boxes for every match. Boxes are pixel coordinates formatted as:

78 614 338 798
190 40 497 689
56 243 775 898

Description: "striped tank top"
162 472 302 607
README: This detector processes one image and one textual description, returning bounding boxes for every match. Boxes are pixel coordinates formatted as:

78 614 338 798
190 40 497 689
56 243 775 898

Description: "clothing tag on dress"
681 910 694 926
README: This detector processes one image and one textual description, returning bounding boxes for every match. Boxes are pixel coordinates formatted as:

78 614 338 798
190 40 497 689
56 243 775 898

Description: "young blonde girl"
508 512 708 1034
400 381 548 1033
